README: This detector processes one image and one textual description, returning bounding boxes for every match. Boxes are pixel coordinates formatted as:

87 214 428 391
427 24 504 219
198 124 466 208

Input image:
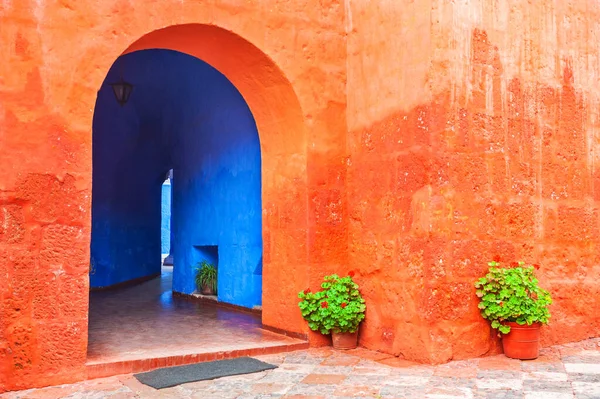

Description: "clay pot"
201 283 216 296
502 322 541 360
332 331 358 350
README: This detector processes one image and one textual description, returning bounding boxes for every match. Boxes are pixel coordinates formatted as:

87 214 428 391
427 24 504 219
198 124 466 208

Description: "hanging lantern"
109 78 133 106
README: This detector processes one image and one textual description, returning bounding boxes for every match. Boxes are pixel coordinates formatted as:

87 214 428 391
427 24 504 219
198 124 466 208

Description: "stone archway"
111 23 309 334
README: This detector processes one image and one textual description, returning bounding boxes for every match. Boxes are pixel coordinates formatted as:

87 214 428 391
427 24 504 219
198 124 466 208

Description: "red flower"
321 301 329 309
341 302 347 309
510 261 519 267
499 301 504 306
492 255 501 262
348 271 355 277
303 288 311 295
533 264 540 270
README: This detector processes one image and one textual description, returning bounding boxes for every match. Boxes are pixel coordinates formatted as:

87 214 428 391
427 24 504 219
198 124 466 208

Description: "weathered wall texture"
0 0 346 391
1 0 600 392
347 0 600 363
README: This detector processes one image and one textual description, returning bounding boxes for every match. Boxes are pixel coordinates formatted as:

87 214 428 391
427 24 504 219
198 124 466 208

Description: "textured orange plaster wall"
347 0 600 363
0 0 347 391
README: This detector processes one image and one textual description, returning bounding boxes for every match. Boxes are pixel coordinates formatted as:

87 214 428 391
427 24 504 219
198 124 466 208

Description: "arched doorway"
90 49 263 308
86 25 310 369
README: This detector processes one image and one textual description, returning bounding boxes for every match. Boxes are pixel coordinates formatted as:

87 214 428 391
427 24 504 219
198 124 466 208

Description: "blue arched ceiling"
91 49 263 309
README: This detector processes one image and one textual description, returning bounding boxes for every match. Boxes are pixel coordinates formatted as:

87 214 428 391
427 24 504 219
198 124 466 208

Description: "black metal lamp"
109 78 133 106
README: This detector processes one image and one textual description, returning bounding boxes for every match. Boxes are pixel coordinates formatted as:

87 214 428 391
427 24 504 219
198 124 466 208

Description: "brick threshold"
85 340 309 380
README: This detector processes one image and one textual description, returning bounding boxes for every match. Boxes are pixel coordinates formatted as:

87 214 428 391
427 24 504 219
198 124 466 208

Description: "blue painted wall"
91 49 262 309
161 180 171 255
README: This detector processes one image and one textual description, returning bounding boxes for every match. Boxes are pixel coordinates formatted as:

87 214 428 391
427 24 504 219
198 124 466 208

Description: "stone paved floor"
3 338 600 399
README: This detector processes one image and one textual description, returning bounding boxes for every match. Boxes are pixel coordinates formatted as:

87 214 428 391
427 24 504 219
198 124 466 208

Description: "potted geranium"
195 261 217 295
474 261 552 359
298 273 366 349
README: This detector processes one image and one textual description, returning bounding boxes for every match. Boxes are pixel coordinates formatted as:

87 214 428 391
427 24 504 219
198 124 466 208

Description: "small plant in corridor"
475 261 552 335
195 260 217 295
298 273 366 349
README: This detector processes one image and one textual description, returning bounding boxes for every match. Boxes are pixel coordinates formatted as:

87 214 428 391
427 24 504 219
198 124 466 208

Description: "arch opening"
86 24 309 368
88 48 266 363
90 49 263 305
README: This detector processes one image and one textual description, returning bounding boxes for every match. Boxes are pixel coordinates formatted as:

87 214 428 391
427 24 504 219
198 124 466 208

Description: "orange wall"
1 0 600 392
347 0 600 363
0 0 347 391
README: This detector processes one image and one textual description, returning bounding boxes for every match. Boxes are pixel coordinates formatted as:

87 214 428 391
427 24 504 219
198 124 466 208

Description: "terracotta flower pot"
201 283 216 296
502 322 541 360
332 331 358 350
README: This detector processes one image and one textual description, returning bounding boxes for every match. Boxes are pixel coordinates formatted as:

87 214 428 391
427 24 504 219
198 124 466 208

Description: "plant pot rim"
504 321 542 327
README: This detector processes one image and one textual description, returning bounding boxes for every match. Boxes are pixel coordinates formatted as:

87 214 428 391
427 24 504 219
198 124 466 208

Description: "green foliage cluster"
474 261 552 334
195 260 217 292
298 274 366 335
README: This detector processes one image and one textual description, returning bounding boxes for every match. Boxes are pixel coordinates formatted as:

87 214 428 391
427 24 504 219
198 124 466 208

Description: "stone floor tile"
522 380 573 393
523 392 574 399
301 374 346 385
259 372 309 384
476 378 523 391
376 357 422 368
387 365 435 377
189 391 244 399
434 365 479 378
521 362 566 373
250 382 293 395
344 348 393 361
568 373 600 383
285 383 338 396
332 385 380 397
429 376 476 389
321 355 361 367
477 370 524 380
425 385 474 398
340 374 388 386
565 364 600 375
478 356 522 371
472 390 524 399
379 384 428 399
383 375 430 387
572 381 600 399
523 372 569 381
350 365 392 376
284 353 329 365
311 365 354 375
562 353 600 364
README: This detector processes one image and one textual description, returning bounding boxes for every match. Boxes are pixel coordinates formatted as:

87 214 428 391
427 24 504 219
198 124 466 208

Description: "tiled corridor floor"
87 267 305 368
4 338 600 398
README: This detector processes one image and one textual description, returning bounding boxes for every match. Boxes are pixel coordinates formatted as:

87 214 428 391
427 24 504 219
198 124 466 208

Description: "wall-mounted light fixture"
109 78 133 106
109 59 133 106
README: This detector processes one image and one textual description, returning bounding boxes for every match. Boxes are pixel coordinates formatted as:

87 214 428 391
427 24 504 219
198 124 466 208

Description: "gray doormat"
134 357 278 389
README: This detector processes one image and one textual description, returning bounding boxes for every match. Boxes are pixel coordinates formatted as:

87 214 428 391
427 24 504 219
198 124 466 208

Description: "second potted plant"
298 273 366 350
195 260 217 296
474 261 552 359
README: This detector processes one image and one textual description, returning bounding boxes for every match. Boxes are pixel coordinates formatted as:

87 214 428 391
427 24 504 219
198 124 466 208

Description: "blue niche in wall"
91 49 263 309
